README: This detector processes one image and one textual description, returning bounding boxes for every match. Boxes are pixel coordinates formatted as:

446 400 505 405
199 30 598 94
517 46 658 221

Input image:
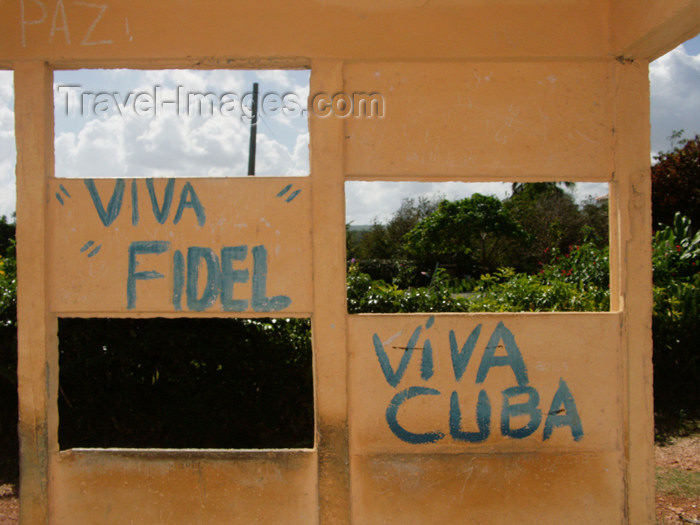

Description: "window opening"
58 317 313 450
346 181 610 313
54 69 310 178
0 69 17 480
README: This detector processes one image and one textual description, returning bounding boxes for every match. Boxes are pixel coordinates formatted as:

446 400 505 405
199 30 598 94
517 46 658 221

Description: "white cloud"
650 42 700 157
51 69 309 180
55 116 127 179
0 71 15 219
289 132 310 175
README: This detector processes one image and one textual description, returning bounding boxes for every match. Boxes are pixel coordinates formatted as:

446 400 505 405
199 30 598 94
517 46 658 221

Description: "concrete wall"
3 0 699 523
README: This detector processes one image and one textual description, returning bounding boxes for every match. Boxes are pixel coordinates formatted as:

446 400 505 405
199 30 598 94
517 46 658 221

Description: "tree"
652 133 700 231
403 194 525 277
347 196 441 285
651 213 700 416
510 181 575 196
347 196 440 261
579 196 609 246
504 183 588 273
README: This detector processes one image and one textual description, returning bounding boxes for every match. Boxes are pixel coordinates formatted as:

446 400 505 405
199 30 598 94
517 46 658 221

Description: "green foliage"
452 240 609 312
652 212 700 282
347 263 468 313
652 133 700 230
540 241 610 304
403 194 525 276
467 260 608 313
347 241 610 314
347 196 440 262
349 259 424 288
504 183 607 273
656 467 700 499
651 213 700 413
0 217 16 331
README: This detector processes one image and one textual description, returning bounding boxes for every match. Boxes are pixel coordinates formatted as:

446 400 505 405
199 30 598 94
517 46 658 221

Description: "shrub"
652 214 700 414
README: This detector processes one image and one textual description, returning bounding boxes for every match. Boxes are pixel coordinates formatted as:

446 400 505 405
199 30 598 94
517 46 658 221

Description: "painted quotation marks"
55 184 71 205
276 184 301 203
80 240 101 258
52 184 104 258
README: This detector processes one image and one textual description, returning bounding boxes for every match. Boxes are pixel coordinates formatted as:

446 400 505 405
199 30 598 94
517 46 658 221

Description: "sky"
0 34 699 223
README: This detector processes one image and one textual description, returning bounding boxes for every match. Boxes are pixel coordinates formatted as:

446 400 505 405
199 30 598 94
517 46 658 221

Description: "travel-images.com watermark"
56 85 385 121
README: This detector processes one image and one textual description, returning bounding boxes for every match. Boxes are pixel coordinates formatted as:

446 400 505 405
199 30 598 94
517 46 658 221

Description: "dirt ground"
0 438 698 524
0 483 17 524
656 435 700 525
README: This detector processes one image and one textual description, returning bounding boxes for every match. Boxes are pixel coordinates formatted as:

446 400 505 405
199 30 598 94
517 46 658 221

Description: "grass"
656 467 700 499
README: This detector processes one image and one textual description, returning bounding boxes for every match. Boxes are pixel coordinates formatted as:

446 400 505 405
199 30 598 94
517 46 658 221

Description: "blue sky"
0 34 699 223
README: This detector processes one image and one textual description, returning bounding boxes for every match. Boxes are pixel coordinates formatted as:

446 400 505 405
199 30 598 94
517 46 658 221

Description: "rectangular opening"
58 317 313 450
0 71 15 220
346 181 610 313
53 69 310 178
0 69 17 481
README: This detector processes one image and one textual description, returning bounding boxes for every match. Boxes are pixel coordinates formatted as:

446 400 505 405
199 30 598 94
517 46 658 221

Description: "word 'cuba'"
373 319 584 444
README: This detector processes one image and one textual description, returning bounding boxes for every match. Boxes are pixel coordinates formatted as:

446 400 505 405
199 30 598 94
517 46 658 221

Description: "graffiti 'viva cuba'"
373 318 584 444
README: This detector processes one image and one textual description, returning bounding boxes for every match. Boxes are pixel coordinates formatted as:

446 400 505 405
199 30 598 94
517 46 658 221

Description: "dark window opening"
58 317 313 450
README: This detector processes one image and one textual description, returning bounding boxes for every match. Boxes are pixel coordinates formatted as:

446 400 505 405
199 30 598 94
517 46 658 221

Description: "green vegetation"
652 133 700 230
348 183 610 313
652 213 700 418
347 239 610 314
656 467 700 499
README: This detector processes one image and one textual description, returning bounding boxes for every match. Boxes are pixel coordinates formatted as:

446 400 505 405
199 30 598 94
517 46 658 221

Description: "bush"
347 241 610 314
652 214 700 414
347 263 468 313
467 265 608 312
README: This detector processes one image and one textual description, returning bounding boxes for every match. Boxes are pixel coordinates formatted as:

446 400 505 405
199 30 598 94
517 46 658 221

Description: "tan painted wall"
3 1 699 523
47 177 312 314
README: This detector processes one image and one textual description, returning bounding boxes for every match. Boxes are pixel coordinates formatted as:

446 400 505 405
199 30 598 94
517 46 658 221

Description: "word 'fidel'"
372 319 583 444
128 242 290 312
82 178 291 312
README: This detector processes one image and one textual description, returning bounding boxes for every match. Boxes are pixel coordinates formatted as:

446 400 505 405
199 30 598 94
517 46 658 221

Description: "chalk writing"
74 2 112 46
20 0 129 48
373 319 584 444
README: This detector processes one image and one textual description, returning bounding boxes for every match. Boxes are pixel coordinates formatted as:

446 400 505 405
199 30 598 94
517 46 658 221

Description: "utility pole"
247 82 259 176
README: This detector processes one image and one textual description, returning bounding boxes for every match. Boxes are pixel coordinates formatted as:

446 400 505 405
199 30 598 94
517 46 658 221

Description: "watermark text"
56 85 385 121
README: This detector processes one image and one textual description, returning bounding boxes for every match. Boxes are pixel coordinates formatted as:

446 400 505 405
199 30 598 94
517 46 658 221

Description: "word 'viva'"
373 318 584 444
